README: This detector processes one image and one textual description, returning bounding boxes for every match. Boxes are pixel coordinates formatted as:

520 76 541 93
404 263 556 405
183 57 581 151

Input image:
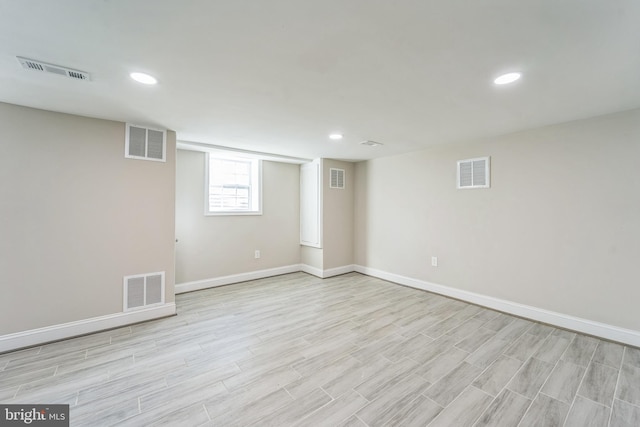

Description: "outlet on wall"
431 256 438 267
255 250 261 259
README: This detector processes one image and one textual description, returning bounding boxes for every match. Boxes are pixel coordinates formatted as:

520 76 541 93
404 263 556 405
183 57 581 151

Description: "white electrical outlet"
255 250 261 259
431 256 438 267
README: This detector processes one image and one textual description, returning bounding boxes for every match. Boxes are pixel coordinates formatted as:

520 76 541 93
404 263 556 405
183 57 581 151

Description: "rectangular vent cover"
360 140 383 147
457 157 490 189
125 124 167 162
17 56 90 81
329 168 345 189
124 272 165 311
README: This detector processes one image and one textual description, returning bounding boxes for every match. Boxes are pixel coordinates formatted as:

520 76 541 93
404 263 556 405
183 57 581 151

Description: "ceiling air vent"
457 156 490 189
17 56 90 81
360 140 383 147
123 272 165 311
329 168 345 189
125 124 167 162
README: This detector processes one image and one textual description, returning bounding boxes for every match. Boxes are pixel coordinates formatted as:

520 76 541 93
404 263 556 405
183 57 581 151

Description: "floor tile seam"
283 386 296 400
575 390 614 409
505 385 536 402
501 352 523 364
580 342 615 408
425 385 491 427
533 348 567 403
514 391 546 427
498 354 542 400
201 403 212 422
476 357 525 401
612 393 640 409
418 393 444 410
511 368 561 427
354 413 371 427
377 393 433 427
355 363 419 400
293 386 365 427
612 396 640 410
563 343 600 427
472 387 534 427
555 332 578 366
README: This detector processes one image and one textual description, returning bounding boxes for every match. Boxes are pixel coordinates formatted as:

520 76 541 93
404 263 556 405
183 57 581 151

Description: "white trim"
323 264 355 278
175 264 301 294
300 159 323 248
354 265 640 347
177 141 311 164
0 303 176 354
300 264 355 278
300 264 323 278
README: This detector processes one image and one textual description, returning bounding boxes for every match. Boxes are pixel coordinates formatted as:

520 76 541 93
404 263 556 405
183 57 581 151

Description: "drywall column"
0 102 176 343
300 158 354 276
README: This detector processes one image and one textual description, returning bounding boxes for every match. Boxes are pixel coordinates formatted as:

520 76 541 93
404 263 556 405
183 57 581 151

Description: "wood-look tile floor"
1 272 640 426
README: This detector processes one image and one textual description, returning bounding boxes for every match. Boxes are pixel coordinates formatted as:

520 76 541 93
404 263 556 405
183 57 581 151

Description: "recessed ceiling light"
130 72 157 85
329 133 343 140
494 72 521 85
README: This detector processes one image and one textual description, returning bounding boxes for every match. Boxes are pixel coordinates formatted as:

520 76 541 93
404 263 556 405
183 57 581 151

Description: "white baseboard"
322 264 355 278
0 303 176 354
175 264 301 294
354 265 640 347
300 264 355 278
300 264 323 278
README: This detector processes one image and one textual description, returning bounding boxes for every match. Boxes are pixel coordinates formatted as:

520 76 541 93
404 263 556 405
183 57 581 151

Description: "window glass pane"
207 155 259 214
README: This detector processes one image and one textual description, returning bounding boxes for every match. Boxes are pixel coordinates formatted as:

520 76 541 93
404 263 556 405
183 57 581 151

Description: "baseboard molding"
0 303 176 354
354 265 640 347
322 264 356 278
175 264 301 294
300 264 355 278
300 264 323 278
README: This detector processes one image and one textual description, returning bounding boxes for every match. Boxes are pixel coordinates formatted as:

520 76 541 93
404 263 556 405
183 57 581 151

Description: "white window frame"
205 154 262 216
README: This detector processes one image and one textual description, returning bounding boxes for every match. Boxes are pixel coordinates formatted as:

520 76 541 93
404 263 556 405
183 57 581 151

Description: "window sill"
205 211 263 216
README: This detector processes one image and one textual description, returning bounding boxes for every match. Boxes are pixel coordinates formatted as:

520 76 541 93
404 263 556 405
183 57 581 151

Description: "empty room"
1 1 640 426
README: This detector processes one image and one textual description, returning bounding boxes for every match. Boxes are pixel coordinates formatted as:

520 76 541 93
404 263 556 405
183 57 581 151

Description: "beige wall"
322 159 354 269
0 102 176 335
355 108 640 331
175 150 300 283
300 246 323 270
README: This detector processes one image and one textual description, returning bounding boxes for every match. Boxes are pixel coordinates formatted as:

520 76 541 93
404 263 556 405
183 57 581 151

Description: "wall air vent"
329 168 345 189
125 124 167 162
123 272 165 311
360 140 383 147
17 56 90 81
457 156 490 189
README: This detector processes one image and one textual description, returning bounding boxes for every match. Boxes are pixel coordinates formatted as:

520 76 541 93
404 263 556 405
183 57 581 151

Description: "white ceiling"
1 0 639 161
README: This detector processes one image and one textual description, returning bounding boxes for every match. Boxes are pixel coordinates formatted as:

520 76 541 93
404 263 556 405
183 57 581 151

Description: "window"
206 154 261 215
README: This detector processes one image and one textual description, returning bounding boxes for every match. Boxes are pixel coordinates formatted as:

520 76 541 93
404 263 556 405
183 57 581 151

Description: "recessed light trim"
329 133 343 140
494 72 521 85
130 72 157 85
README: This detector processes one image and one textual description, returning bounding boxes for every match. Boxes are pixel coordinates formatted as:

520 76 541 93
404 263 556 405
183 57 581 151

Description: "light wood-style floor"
1 272 639 426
